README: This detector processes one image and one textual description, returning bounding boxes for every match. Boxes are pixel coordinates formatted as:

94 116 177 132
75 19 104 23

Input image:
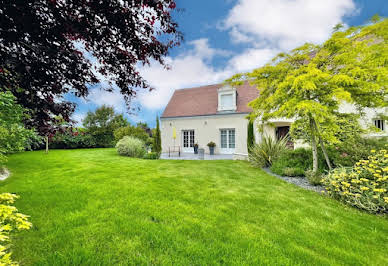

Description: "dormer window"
218 86 237 112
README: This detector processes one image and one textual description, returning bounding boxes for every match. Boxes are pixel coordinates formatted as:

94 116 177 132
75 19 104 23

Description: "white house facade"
161 83 388 159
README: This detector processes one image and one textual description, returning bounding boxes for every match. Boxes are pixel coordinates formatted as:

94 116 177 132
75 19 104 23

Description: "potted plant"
207 141 216 155
193 143 199 154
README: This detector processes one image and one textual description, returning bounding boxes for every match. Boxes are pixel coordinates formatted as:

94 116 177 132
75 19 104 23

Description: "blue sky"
70 0 388 128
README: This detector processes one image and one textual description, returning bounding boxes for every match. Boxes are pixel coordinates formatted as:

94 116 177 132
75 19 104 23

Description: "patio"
160 152 234 160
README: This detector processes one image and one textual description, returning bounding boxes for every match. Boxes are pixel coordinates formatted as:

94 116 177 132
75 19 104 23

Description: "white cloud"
71 112 86 126
189 38 232 59
86 83 126 113
77 0 358 113
137 38 279 109
137 39 234 109
223 0 356 49
228 48 278 73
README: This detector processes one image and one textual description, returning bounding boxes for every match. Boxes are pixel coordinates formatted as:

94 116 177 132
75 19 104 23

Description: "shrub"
24 130 44 150
114 125 150 144
282 167 305 177
116 136 146 158
305 170 323 186
50 131 97 149
247 120 255 152
249 135 287 167
153 116 162 153
326 137 387 168
143 152 160 160
322 148 388 214
0 193 32 265
271 148 331 176
207 141 216 148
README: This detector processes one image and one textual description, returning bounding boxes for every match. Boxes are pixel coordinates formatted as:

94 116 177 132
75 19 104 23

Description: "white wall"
253 104 388 150
161 113 249 155
339 103 388 137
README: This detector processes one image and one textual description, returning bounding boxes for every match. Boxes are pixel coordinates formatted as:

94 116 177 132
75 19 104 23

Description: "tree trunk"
313 120 332 171
45 136 49 154
309 116 318 173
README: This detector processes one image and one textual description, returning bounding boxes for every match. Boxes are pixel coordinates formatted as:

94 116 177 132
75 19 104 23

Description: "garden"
2 149 388 265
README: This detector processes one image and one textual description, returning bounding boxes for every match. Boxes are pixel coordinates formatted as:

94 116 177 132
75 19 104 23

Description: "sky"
69 0 388 128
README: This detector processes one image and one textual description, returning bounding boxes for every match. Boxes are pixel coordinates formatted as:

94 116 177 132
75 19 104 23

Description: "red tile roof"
161 82 259 118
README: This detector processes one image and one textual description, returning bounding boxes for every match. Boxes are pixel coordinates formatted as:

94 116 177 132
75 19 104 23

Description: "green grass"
2 149 388 265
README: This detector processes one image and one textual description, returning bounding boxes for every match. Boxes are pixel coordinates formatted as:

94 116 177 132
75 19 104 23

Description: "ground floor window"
183 130 195 148
374 119 385 131
220 129 235 149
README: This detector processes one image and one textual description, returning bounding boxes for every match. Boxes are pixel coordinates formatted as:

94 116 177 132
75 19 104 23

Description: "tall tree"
227 18 388 173
83 105 128 147
0 0 182 134
153 116 162 153
0 92 34 166
247 119 255 153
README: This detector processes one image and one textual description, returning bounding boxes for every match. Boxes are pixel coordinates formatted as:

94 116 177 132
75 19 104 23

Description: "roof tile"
161 82 258 118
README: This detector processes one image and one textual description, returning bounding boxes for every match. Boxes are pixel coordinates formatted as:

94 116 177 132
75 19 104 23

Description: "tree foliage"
154 116 162 153
0 193 32 265
83 105 128 147
0 0 182 134
114 125 152 145
227 18 388 172
0 91 35 166
247 120 255 152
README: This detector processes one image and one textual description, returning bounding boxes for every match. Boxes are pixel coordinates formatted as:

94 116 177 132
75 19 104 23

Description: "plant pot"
194 146 198 154
209 146 215 155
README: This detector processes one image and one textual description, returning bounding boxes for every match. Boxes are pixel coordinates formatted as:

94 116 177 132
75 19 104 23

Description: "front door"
220 129 235 154
182 130 195 152
275 126 293 149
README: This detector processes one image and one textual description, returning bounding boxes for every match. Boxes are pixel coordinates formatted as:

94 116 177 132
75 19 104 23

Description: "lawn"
2 149 388 265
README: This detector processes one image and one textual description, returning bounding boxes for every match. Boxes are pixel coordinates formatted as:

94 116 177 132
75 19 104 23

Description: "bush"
50 131 97 149
249 135 288 167
114 125 151 144
282 167 305 177
326 137 387 168
305 170 323 186
271 148 312 175
322 148 388 214
143 152 160 160
24 130 44 150
116 136 146 158
0 193 32 265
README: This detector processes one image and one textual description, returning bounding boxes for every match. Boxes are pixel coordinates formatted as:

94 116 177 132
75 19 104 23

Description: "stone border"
0 168 10 181
263 168 325 193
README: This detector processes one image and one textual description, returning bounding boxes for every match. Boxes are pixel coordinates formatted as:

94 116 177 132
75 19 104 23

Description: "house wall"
161 113 249 155
339 103 388 137
252 104 388 150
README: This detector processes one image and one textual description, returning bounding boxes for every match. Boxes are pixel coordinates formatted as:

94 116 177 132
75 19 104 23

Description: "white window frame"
217 86 237 112
220 128 236 154
182 130 195 152
374 119 385 131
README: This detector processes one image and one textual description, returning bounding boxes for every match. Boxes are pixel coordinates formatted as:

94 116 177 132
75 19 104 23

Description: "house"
160 83 388 159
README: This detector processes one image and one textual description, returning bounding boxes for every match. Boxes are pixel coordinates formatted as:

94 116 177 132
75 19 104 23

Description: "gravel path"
263 168 325 193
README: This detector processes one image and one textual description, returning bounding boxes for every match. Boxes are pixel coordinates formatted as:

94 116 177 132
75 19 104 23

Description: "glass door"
182 130 195 152
220 129 235 154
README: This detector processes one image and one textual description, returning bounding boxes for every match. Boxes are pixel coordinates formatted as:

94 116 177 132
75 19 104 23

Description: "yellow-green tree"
227 17 388 173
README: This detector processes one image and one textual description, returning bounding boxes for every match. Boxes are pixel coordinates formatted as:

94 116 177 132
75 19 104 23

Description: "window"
217 87 237 111
220 129 235 149
221 94 233 108
374 119 385 131
183 130 194 148
228 129 235 148
221 130 228 148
